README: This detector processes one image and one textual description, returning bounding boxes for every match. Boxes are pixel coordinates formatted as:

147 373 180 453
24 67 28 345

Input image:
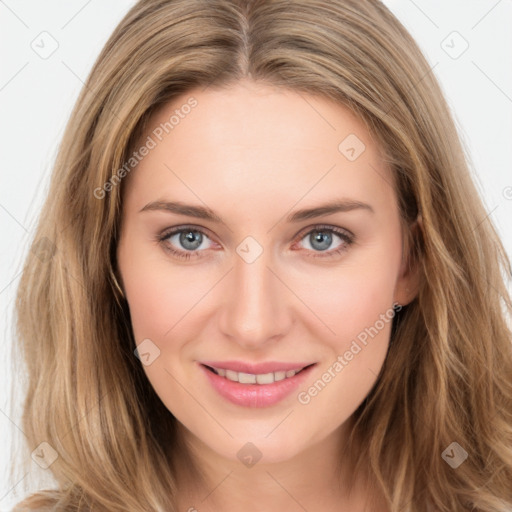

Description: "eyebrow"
139 199 374 223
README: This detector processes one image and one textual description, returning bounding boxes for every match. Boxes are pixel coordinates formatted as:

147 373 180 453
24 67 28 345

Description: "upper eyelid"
160 224 217 243
295 224 353 239
160 223 353 246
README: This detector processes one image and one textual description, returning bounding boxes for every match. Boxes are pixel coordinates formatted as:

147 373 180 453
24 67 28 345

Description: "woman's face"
117 79 416 467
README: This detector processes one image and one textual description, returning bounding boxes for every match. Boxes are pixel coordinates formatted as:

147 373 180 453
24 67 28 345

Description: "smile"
199 361 317 407
204 364 311 384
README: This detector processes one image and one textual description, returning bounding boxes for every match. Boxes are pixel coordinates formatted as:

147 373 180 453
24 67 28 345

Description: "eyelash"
157 224 355 261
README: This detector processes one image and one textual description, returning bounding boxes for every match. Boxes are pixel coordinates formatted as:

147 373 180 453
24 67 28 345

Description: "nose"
218 243 292 350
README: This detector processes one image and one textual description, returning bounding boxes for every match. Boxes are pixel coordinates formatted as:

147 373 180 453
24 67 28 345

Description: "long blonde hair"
11 0 512 510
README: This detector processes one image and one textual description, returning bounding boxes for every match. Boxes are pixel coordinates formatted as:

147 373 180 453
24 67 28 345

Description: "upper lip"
200 360 316 374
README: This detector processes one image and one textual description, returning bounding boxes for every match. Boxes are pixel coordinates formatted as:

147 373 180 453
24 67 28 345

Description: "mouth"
201 363 316 385
198 361 317 408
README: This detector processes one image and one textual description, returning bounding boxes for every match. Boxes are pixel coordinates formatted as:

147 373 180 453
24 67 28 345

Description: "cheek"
295 249 400 350
120 249 206 406
120 240 206 343
305 273 394 384
291 241 400 409
122 229 401 368
294 272 396 428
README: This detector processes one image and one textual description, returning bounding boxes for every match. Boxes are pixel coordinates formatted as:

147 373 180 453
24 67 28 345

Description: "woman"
11 0 512 510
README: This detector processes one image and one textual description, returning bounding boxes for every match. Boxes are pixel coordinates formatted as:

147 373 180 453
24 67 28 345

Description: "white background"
1 1 511 509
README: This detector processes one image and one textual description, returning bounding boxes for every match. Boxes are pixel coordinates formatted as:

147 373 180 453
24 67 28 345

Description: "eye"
293 224 354 258
157 224 355 261
158 225 215 261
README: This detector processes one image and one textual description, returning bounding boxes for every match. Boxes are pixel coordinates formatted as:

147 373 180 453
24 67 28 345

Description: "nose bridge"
219 237 289 347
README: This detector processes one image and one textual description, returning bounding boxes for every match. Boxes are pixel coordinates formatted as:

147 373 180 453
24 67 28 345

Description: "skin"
117 79 419 512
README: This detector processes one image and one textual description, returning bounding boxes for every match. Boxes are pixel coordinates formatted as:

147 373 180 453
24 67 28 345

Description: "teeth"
256 372 274 384
225 369 239 382
238 372 257 384
274 371 286 382
212 366 303 384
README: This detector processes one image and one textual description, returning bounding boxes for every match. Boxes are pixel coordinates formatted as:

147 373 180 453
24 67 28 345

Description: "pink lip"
200 360 313 374
199 362 316 408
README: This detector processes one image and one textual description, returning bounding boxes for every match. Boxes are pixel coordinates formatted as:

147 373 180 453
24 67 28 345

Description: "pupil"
181 230 202 250
312 231 331 251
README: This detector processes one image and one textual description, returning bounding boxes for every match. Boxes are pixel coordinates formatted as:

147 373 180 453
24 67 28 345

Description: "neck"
172 416 388 512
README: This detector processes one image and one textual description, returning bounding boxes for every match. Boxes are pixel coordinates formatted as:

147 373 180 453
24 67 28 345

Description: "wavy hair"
11 0 512 510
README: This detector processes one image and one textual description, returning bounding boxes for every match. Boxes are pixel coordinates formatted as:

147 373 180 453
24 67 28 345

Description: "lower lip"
199 363 316 408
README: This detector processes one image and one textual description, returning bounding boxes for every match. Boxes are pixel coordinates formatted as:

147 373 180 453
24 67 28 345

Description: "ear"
394 215 422 307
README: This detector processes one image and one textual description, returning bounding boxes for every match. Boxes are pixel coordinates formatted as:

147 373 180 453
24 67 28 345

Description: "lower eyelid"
160 226 353 257
161 229 215 251
294 231 352 254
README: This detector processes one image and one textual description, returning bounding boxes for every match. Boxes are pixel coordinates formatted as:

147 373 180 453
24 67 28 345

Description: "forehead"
123 80 396 219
